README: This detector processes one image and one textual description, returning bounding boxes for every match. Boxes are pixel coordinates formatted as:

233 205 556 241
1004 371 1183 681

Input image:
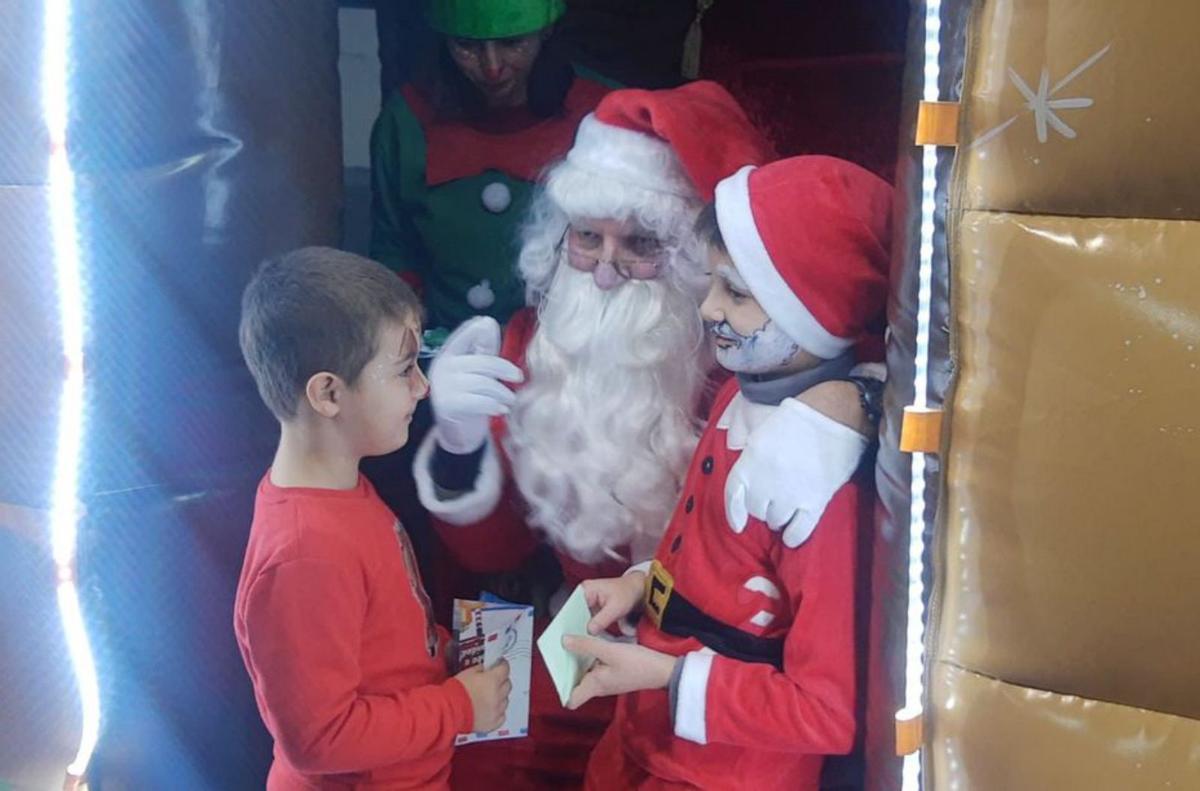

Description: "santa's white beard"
506 265 708 565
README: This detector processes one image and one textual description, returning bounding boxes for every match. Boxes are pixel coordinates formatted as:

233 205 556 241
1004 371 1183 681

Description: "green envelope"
536 584 598 707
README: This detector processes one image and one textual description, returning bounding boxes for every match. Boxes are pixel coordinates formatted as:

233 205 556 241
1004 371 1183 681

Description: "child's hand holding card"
536 584 598 707
454 595 533 744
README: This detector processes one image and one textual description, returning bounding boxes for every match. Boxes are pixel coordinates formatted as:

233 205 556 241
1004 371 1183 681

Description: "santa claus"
414 81 780 588
412 82 873 788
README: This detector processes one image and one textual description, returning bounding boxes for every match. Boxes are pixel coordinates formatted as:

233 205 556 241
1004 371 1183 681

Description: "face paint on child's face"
345 321 429 456
700 256 810 375
707 317 802 374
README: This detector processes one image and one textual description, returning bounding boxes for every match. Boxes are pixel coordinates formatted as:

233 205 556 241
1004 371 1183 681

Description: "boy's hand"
581 572 646 635
456 659 511 732
562 635 676 710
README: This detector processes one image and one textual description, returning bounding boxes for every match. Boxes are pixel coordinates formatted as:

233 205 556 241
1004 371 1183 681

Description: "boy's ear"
304 371 344 418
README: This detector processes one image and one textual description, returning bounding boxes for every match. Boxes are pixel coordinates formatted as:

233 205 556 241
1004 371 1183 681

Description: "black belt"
644 560 784 669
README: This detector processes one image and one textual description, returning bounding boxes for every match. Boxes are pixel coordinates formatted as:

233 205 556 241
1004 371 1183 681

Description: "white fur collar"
716 392 778 451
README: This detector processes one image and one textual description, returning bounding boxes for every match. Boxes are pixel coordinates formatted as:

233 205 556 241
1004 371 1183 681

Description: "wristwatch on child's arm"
845 375 884 428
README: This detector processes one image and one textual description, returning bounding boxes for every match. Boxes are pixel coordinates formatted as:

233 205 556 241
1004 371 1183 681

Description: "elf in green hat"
370 0 615 334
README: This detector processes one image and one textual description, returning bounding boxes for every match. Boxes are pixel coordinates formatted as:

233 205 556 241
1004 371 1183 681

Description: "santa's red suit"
412 82 776 790
414 304 741 788
411 306 624 788
417 305 635 580
585 377 866 790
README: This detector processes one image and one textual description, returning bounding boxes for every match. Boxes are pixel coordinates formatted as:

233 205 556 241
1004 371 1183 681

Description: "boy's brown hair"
239 246 421 420
694 202 727 254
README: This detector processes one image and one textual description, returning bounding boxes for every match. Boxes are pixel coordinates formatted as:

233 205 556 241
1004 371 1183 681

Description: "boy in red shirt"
564 156 892 790
234 247 511 790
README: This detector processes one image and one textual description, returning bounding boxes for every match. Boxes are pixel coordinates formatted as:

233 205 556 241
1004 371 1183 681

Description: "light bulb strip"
903 2 944 790
43 0 102 778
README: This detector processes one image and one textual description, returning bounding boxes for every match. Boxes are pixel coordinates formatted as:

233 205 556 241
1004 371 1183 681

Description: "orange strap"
900 406 943 454
895 707 924 755
915 101 960 146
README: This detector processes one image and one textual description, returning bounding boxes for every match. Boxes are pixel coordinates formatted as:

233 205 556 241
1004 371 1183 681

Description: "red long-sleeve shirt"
234 473 473 790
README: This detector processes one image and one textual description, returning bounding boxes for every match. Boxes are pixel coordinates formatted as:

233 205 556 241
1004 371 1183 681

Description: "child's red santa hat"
560 81 776 202
714 155 892 359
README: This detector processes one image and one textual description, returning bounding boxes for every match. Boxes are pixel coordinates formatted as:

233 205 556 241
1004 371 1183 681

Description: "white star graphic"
972 43 1111 149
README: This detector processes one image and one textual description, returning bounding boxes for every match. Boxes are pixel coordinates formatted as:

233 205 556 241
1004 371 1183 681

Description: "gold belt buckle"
644 559 674 629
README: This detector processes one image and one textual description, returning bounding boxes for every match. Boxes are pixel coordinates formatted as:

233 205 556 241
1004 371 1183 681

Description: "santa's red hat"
714 156 892 359
563 81 775 202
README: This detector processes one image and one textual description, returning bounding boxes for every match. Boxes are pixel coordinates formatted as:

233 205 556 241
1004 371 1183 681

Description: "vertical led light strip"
43 0 102 780
902 2 943 790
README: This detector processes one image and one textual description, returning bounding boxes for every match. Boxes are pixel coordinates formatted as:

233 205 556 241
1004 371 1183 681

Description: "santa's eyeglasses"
557 225 665 281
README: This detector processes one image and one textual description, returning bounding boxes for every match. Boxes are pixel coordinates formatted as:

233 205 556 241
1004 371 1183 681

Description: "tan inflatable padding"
928 664 1200 789
940 210 1200 721
957 1 1200 220
931 2 1200 784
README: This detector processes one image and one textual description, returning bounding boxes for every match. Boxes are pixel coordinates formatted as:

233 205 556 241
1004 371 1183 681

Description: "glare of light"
904 1 943 790
43 0 102 779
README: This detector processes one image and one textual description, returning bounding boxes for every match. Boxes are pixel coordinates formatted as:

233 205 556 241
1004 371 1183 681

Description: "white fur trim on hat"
715 165 851 359
413 430 503 526
565 114 695 199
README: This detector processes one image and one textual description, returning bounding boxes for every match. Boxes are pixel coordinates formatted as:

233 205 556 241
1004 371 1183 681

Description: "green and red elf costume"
370 0 613 331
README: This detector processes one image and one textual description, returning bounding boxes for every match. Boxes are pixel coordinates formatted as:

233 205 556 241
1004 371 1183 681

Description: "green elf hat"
428 0 565 40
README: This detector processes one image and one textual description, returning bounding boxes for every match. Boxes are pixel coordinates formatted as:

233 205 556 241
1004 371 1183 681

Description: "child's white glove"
429 317 524 455
725 398 867 548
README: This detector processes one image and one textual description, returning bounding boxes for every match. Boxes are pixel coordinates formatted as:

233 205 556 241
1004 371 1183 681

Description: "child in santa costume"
563 155 892 791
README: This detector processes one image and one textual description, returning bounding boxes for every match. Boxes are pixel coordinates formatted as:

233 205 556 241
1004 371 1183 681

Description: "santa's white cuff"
413 429 503 526
673 651 714 745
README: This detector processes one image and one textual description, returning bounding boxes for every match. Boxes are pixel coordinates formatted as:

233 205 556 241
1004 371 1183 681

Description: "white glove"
429 317 524 455
725 398 868 548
